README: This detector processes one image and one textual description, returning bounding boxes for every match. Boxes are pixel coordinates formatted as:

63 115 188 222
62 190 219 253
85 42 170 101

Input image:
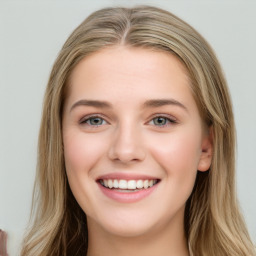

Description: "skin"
62 46 213 256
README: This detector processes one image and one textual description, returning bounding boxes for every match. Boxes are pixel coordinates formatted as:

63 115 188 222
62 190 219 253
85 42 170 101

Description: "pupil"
91 118 102 125
154 117 166 125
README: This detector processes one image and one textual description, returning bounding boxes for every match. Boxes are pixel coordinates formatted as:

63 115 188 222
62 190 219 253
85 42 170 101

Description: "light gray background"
0 1 255 255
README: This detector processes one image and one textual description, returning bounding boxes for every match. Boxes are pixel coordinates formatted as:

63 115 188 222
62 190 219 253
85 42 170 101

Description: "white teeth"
108 179 113 188
113 179 119 188
144 180 149 189
119 180 127 189
127 180 137 189
137 180 144 189
101 179 158 190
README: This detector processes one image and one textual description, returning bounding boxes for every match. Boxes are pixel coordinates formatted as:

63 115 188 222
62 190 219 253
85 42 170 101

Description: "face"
62 46 212 238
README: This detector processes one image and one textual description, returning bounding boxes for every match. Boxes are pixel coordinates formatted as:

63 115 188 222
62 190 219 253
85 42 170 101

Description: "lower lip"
98 183 159 203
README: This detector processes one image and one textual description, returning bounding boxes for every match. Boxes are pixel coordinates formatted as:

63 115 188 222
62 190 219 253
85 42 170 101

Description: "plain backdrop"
0 0 255 255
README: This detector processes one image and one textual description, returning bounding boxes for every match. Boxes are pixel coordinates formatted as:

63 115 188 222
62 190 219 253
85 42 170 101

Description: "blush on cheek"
149 133 201 197
63 133 107 175
152 133 201 164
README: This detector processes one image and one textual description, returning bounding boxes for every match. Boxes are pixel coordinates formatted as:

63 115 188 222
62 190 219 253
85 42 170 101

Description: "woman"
21 6 256 256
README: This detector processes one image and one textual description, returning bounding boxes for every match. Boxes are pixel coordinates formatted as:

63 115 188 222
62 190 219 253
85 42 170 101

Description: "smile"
99 179 158 190
97 177 160 203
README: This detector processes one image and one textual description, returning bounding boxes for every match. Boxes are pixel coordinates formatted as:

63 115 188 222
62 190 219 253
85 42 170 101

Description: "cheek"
63 131 108 214
144 130 202 223
63 132 105 201
148 130 202 187
151 131 201 166
63 131 106 174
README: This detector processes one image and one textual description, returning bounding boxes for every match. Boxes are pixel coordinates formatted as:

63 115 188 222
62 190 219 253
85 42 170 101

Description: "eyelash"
80 114 108 127
148 115 177 128
79 114 177 128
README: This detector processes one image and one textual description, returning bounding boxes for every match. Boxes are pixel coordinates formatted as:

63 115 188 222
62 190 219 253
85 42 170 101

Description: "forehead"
67 46 191 99
63 46 202 122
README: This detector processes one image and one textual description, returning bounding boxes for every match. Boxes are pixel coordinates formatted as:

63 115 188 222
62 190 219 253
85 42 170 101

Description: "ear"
197 126 213 172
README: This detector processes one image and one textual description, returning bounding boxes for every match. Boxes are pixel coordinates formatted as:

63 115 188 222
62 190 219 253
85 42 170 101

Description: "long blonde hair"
21 6 255 256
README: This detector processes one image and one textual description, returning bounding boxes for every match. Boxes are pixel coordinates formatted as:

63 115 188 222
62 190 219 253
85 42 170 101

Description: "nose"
108 123 146 164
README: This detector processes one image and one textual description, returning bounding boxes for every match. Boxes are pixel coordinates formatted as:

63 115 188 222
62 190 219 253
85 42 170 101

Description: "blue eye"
82 116 106 126
150 116 176 127
153 117 168 126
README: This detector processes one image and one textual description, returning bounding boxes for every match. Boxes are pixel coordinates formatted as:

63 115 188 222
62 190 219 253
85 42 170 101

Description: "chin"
97 218 157 238
86 203 185 239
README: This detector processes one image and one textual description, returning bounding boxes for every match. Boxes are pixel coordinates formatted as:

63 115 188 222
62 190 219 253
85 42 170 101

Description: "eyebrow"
143 99 188 112
70 98 188 112
70 99 112 112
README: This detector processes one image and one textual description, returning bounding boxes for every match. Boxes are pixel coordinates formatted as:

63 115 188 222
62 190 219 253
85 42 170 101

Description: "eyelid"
78 113 177 127
79 114 109 125
148 113 177 122
147 113 178 126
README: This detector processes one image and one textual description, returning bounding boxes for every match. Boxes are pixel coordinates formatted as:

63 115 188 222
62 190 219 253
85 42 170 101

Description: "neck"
86 209 189 256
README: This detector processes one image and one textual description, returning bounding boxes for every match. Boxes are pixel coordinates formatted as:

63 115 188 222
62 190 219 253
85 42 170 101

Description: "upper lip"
96 173 160 181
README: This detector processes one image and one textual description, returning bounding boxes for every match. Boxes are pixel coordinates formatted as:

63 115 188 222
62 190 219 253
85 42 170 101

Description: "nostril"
107 128 146 163
108 144 146 163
